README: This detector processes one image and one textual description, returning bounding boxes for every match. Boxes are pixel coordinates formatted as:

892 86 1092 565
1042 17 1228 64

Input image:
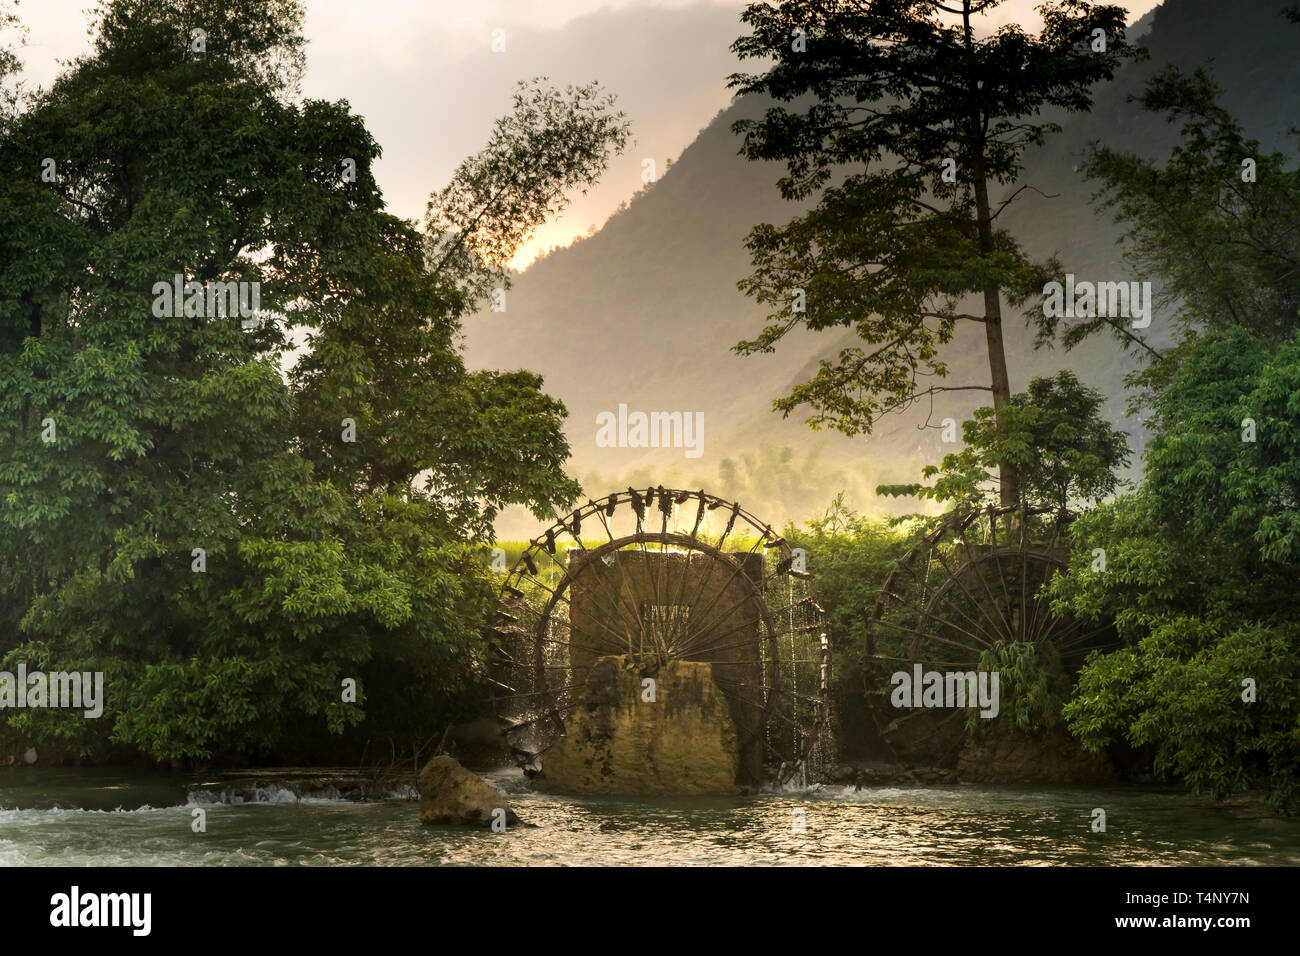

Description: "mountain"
466 0 1300 537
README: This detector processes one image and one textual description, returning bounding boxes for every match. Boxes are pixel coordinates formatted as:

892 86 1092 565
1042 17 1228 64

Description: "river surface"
1 767 1296 866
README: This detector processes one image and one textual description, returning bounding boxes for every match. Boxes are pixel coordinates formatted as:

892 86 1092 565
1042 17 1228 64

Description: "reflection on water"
0 767 1296 866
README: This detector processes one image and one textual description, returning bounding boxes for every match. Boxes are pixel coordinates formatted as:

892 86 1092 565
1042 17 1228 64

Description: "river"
2 767 1296 866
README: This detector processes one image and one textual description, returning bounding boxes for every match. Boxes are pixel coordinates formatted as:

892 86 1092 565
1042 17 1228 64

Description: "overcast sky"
10 0 1161 268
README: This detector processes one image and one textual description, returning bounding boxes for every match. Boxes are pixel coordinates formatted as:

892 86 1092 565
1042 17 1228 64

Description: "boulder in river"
418 754 522 828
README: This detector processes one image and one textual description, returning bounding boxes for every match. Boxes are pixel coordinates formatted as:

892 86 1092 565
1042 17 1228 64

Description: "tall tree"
0 0 628 760
1046 14 1300 808
1051 62 1300 400
728 0 1137 508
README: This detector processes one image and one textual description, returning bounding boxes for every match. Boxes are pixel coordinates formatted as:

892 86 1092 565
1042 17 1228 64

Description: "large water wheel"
864 504 1113 764
486 488 831 786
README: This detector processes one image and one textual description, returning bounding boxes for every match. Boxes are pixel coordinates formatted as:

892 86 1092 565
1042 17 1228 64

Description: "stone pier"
537 655 742 795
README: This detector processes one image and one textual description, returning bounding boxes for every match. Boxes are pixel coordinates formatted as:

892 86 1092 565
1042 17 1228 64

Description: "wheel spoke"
490 492 830 781
866 506 1118 760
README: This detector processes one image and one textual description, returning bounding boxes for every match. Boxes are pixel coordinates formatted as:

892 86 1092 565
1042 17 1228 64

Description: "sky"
8 0 1162 269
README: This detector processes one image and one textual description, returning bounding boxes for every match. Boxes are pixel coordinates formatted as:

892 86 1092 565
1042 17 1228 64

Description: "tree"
0 0 22 114
1046 28 1300 807
1049 327 1300 808
878 370 1130 515
0 0 628 760
1047 60 1300 374
425 79 630 304
728 0 1138 507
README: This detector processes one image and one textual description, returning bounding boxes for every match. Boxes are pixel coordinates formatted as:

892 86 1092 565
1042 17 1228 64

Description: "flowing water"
2 766 1297 866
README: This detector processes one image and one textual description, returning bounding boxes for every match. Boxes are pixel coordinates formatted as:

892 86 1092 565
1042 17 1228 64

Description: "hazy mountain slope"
468 91 822 452
467 0 1300 536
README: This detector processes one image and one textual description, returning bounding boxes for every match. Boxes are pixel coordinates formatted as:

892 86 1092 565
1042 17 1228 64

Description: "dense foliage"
784 494 909 664
1051 327 1300 808
1047 43 1300 809
0 0 626 762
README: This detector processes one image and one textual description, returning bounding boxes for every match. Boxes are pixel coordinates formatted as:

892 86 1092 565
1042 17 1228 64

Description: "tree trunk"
963 0 1020 511
970 156 1019 509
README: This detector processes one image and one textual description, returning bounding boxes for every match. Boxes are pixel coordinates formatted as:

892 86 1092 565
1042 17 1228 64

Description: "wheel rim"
487 488 831 785
865 505 1115 761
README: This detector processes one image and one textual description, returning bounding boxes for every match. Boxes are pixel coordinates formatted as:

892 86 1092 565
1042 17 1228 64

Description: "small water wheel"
864 504 1113 763
486 488 831 785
